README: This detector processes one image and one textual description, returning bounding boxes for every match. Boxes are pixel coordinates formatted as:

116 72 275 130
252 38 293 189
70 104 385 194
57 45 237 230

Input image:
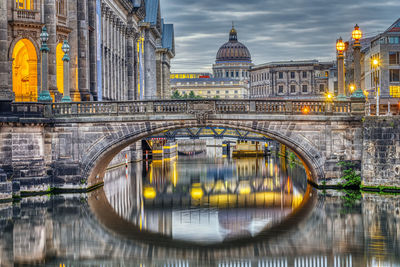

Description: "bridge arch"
82 120 325 188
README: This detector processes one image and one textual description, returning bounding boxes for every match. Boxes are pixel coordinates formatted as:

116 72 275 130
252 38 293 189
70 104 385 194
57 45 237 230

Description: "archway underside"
83 120 324 188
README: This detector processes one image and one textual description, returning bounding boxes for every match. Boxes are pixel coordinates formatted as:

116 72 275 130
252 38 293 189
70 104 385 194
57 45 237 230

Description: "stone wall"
362 117 400 187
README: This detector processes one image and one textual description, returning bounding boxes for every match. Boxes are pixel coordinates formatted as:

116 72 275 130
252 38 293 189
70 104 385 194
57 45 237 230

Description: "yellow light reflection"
191 184 204 200
143 186 156 199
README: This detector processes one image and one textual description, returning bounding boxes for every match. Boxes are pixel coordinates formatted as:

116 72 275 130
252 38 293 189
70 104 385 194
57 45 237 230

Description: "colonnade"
101 5 131 101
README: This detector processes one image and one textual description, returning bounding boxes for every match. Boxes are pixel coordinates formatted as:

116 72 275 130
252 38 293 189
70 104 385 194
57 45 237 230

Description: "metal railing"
10 99 364 118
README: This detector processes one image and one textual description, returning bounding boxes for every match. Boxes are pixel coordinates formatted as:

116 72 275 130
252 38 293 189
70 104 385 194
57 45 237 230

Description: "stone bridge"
0 98 399 196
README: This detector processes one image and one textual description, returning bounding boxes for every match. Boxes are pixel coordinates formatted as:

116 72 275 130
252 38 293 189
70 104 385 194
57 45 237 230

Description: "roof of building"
144 0 159 25
252 60 334 70
162 22 174 52
384 17 400 33
171 78 241 83
216 26 251 63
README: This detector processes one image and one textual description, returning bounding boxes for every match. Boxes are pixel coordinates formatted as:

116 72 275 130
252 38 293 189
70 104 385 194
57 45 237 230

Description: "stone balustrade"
9 99 364 118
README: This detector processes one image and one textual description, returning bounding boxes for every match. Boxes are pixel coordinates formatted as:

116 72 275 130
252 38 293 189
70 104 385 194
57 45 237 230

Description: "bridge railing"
9 99 364 118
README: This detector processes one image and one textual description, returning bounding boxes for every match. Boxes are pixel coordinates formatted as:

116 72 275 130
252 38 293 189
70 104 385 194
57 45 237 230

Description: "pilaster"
0 0 13 107
44 0 58 96
77 0 90 100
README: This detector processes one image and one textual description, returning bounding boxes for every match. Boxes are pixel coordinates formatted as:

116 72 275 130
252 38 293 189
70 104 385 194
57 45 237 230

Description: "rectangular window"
302 71 307 78
390 69 400 82
389 52 399 65
207 91 211 94
226 72 229 77
390 86 400 97
231 72 234 77
234 90 238 94
225 90 229 94
216 90 220 94
278 85 284 93
290 72 295 79
302 85 308 93
319 84 325 92
279 72 283 79
236 72 239 77
389 36 400 44
290 85 296 93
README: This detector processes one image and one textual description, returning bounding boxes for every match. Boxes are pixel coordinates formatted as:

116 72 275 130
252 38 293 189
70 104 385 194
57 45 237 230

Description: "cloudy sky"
160 0 399 73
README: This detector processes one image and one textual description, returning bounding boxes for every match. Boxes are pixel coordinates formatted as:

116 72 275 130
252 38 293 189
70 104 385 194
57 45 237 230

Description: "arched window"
12 39 38 102
56 0 67 16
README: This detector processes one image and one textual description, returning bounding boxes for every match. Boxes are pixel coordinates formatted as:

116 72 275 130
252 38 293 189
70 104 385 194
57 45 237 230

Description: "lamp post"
372 57 380 116
61 40 71 102
37 26 53 102
336 37 346 100
351 24 365 99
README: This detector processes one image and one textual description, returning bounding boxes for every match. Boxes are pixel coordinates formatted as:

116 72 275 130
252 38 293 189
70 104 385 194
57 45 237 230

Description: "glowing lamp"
352 24 362 41
372 58 379 68
349 84 355 93
143 186 156 199
325 92 334 102
301 106 310 115
336 38 345 53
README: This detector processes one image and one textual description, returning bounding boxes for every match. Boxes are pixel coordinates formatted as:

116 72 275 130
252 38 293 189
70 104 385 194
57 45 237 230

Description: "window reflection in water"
104 154 308 245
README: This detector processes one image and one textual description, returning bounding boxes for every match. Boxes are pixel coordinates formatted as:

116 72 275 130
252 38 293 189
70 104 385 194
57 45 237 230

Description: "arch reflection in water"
103 154 308 245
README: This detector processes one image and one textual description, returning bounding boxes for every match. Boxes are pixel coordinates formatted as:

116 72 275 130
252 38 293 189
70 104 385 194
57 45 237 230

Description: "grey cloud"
161 0 398 72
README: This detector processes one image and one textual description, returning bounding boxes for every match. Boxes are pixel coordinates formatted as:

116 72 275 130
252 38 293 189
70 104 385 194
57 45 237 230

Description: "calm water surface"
0 154 399 266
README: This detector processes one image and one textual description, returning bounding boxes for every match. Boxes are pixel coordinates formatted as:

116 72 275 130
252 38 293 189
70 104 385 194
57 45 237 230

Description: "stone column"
354 45 362 92
0 1 13 109
77 0 90 101
67 0 79 101
126 29 136 100
101 5 106 100
88 0 97 100
44 0 58 97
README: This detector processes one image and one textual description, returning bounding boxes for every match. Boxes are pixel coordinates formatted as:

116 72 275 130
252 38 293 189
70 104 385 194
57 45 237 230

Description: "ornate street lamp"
38 26 53 102
336 37 346 100
61 40 71 102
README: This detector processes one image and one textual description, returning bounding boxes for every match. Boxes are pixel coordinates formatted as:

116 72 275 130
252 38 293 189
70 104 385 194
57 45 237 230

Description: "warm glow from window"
12 39 37 102
16 0 33 10
390 86 400 97
56 42 64 95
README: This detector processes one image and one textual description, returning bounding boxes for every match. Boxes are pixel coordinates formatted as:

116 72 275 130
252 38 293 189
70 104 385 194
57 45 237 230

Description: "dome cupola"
216 25 251 63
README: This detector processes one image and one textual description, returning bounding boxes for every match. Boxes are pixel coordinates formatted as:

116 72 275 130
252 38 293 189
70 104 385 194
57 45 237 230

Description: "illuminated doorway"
12 39 38 102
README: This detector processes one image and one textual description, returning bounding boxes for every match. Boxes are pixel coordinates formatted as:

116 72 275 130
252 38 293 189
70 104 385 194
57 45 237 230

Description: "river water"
0 154 399 266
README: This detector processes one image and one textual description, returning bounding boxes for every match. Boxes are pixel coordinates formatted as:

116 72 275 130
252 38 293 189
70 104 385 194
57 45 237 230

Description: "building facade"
360 19 400 101
212 26 253 81
0 0 174 107
249 60 335 99
170 26 251 99
171 78 247 99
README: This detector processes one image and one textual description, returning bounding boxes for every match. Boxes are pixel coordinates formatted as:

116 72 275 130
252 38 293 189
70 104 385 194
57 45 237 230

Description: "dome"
216 26 251 63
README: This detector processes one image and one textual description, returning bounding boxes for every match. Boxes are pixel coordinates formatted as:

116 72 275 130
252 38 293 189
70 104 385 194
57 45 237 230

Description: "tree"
171 90 182 99
188 91 196 99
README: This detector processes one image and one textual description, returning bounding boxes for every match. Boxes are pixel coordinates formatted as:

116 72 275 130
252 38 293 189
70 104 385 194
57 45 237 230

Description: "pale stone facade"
171 78 248 99
250 60 335 99
0 0 174 105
